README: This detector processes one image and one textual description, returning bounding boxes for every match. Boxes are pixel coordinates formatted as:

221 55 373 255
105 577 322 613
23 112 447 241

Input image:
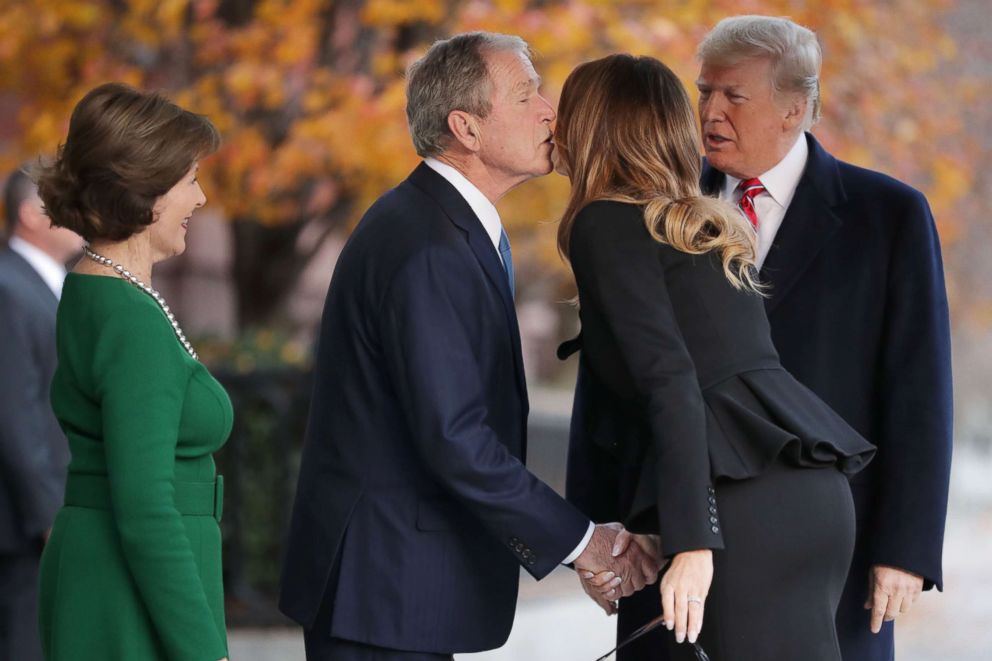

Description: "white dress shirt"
720 134 809 270
8 236 67 299
424 158 506 266
423 159 595 565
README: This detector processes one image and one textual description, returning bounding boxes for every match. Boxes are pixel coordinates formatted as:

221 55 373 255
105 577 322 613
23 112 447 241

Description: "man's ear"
447 110 482 152
782 94 807 131
17 197 46 232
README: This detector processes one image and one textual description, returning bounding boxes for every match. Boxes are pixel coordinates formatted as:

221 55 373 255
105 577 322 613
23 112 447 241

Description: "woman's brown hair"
35 82 220 242
555 54 761 292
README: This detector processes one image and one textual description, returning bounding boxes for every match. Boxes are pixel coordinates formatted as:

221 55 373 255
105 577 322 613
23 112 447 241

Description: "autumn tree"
0 0 978 330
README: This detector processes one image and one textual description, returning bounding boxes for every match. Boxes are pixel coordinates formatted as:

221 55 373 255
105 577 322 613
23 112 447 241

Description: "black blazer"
561 200 874 558
0 247 69 554
701 133 953 590
279 163 589 653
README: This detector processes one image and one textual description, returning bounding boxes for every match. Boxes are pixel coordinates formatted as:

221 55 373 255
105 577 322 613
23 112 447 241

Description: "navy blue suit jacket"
279 163 589 654
0 247 68 554
702 133 953 591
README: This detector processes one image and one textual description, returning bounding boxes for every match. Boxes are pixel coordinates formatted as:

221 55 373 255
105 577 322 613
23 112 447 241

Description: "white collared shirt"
8 236 67 299
719 134 809 270
424 158 508 267
423 158 595 564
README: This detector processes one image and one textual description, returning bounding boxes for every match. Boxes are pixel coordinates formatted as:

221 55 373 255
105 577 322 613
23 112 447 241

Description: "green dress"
39 273 232 661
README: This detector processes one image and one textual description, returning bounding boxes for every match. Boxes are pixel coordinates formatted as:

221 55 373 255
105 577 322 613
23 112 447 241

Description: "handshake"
573 522 662 615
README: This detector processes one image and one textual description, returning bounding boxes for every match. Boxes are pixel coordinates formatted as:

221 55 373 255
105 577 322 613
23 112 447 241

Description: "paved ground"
229 449 992 660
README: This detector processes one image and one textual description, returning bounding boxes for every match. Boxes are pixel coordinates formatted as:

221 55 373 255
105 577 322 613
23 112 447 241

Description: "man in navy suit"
279 32 659 660
695 16 952 660
0 168 83 661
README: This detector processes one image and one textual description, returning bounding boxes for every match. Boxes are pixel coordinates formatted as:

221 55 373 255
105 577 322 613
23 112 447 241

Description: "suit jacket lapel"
760 134 846 314
407 163 528 401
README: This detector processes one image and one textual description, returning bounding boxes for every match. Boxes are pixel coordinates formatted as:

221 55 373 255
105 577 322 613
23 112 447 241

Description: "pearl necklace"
83 246 198 361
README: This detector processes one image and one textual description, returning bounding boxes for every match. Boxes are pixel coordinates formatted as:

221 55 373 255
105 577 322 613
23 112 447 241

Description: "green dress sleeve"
91 300 227 661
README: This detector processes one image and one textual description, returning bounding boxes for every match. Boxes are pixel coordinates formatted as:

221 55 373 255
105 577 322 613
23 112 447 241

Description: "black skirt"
617 459 856 661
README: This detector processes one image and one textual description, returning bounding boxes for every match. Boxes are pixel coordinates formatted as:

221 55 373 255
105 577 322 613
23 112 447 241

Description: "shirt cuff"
561 521 595 565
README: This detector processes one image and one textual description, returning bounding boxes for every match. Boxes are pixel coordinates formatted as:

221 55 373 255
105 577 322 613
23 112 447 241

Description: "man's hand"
574 523 661 600
579 528 662 600
865 564 924 633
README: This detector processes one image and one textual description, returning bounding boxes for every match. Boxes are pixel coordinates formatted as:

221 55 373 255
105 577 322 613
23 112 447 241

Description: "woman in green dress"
35 82 230 661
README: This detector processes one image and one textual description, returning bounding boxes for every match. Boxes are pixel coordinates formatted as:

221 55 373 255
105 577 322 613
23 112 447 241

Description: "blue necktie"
498 228 514 299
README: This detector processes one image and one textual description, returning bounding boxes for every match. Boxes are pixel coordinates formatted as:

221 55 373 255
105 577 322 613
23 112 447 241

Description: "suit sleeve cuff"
561 521 595 565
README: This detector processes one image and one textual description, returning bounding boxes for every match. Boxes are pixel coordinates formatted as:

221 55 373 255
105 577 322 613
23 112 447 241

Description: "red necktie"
736 178 765 230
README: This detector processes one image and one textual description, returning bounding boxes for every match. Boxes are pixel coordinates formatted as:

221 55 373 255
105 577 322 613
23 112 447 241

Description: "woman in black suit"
553 54 876 661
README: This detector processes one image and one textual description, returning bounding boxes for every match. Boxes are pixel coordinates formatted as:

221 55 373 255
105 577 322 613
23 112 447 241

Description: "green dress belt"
64 474 224 522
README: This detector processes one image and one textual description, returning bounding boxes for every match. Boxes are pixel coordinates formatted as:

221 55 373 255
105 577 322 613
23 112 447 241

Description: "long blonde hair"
555 54 761 293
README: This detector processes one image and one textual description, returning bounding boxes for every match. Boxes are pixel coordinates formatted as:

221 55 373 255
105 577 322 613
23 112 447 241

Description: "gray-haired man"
604 15 951 661
694 16 950 661
279 32 658 661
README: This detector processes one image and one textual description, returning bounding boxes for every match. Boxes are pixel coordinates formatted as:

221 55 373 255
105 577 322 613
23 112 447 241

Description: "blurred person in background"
34 82 230 661
279 32 658 661
556 53 875 661
694 15 951 661
0 168 82 661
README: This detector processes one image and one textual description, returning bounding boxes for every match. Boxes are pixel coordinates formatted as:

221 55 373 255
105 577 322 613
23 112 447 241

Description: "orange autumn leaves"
0 0 974 270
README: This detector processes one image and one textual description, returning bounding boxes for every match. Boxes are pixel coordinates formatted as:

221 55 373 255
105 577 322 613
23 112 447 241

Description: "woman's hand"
617 530 662 563
577 569 619 615
659 549 713 644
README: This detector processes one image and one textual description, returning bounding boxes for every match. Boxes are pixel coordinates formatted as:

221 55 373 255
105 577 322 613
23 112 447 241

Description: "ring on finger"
687 596 703 605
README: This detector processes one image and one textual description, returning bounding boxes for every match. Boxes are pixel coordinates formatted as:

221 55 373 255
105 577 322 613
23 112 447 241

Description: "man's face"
696 57 803 179
477 49 556 186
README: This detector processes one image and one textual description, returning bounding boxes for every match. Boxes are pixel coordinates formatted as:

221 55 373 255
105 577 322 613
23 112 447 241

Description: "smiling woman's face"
149 162 206 260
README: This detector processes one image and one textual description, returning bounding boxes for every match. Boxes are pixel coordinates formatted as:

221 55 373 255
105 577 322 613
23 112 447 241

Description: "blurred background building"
1 0 989 658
